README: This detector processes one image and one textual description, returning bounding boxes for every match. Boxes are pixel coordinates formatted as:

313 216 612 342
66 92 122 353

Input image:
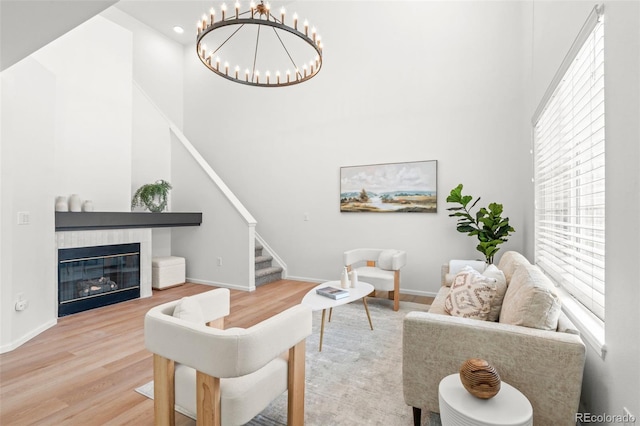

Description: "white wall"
0 15 134 352
0 57 57 352
526 0 640 420
33 16 133 212
131 85 173 256
170 134 254 290
182 1 530 294
101 7 185 258
1 4 185 352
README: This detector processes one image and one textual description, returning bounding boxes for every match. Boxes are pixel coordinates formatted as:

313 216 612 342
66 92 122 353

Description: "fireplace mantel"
55 212 202 231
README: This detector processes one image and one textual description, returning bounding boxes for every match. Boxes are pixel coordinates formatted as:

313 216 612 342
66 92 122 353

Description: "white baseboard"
0 319 57 354
284 275 438 297
285 275 327 284
187 277 255 292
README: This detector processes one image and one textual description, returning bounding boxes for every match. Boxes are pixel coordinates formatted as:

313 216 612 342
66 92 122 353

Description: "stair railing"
134 81 262 289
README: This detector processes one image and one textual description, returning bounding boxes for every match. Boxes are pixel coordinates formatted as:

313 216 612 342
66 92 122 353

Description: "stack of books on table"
316 286 349 300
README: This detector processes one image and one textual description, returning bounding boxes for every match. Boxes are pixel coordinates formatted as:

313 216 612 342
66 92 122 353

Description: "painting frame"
340 160 437 213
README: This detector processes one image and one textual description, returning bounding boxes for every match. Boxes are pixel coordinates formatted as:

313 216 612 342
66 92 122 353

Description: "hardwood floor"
0 281 430 425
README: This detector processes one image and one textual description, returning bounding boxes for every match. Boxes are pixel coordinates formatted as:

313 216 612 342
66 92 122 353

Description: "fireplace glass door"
58 243 140 316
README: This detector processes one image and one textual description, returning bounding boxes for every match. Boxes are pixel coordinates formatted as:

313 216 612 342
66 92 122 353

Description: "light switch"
17 211 30 225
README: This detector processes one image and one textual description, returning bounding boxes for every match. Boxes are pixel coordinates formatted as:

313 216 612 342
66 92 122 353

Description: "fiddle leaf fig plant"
131 180 172 213
446 184 515 264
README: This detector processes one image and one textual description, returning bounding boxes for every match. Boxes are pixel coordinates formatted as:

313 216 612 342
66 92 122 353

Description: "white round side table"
438 374 533 426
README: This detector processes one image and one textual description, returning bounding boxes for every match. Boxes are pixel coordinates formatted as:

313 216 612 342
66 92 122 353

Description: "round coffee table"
301 280 374 351
439 374 532 426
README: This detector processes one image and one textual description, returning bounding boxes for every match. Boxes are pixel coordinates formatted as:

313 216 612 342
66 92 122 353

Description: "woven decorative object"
459 358 501 399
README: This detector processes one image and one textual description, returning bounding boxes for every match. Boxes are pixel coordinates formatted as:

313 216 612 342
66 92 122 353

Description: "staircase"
255 242 283 286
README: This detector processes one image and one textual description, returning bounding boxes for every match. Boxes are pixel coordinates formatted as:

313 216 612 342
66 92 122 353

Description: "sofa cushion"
497 251 531 284
482 264 507 322
444 268 497 321
429 286 451 315
173 296 204 324
499 265 562 330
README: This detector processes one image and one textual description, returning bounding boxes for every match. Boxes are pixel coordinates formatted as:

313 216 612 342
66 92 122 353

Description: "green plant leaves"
131 180 172 213
446 184 515 264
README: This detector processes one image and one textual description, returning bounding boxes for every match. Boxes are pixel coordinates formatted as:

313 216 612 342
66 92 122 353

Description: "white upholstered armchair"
344 248 407 311
144 288 312 426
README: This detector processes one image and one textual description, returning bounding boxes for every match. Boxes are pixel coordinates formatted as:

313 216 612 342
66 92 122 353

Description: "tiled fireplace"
55 229 153 317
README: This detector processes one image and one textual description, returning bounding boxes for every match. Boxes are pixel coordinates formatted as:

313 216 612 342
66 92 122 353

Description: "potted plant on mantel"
446 183 515 264
131 180 172 213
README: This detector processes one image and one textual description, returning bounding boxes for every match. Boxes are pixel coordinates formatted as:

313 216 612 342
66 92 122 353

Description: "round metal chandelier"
196 1 324 87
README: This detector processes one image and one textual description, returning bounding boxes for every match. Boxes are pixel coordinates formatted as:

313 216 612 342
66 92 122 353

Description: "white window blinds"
533 6 605 321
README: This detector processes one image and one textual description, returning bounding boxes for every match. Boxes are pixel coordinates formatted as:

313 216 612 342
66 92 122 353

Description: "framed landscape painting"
340 160 437 213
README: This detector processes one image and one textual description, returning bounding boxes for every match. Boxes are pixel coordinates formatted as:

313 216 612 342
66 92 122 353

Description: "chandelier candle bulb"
293 13 298 30
286 70 291 83
210 8 215 25
304 19 308 36
303 65 307 78
245 69 249 81
266 71 270 84
235 1 239 19
281 7 285 24
250 1 255 16
221 3 227 20
265 2 271 20
224 62 229 75
276 71 280 84
312 27 316 42
235 66 239 79
215 57 220 71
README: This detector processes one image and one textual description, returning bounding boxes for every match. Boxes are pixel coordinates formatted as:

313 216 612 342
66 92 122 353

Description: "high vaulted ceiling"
0 0 301 71
0 0 117 71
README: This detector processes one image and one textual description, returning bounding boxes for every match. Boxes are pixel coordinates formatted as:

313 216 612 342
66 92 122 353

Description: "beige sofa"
403 251 586 426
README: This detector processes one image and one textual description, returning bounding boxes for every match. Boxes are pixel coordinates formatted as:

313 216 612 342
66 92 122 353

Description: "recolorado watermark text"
576 412 636 424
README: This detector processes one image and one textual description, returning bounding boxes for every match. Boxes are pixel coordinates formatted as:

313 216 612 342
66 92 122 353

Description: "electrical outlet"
15 294 28 311
15 300 27 311
217 257 223 266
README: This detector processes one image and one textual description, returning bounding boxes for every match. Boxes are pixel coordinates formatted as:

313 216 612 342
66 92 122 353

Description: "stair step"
255 266 283 287
255 255 273 271
255 242 264 257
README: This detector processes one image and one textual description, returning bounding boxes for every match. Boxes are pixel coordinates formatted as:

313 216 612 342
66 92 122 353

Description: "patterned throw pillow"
445 268 497 321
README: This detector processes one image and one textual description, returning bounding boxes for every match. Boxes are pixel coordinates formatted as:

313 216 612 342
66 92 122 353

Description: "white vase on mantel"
82 200 94 212
55 196 68 212
68 194 82 212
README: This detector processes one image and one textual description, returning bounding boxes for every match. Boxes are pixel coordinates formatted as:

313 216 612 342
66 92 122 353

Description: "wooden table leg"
319 309 327 351
363 297 373 330
328 307 333 322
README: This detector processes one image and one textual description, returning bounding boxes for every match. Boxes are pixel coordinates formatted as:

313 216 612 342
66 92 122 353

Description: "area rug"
136 298 442 426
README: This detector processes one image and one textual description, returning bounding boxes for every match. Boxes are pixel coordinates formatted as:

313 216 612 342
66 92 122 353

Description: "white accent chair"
344 248 407 311
144 288 312 426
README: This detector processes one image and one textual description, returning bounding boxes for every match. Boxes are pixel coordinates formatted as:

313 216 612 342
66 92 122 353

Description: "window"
533 6 605 322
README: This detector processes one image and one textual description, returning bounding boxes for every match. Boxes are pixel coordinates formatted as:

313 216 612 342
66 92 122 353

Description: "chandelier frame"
196 4 323 88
